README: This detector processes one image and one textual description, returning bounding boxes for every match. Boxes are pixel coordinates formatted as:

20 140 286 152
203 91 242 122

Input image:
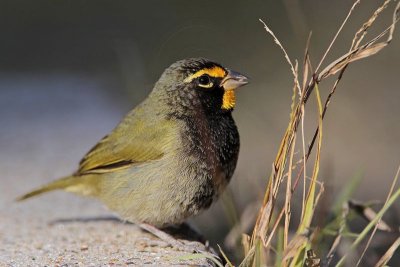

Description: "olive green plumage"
18 58 249 227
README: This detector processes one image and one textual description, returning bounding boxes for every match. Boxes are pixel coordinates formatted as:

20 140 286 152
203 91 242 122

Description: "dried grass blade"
315 0 361 72
389 1 400 40
259 18 301 92
374 236 400 267
302 32 312 93
245 2 400 266
335 186 400 267
349 201 392 232
263 207 285 247
217 245 234 267
284 128 296 250
319 1 400 81
299 83 323 233
303 12 395 176
319 42 386 80
252 97 300 246
288 82 323 267
356 164 400 265
257 190 274 239
283 235 308 262
352 0 392 49
241 234 251 256
238 246 255 267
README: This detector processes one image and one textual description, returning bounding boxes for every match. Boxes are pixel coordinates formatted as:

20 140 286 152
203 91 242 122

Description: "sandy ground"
0 196 217 266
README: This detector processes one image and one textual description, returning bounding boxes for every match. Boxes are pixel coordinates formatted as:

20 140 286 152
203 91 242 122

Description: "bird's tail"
16 175 79 201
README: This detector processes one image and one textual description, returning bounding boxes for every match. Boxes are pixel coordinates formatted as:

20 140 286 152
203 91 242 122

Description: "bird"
17 58 249 242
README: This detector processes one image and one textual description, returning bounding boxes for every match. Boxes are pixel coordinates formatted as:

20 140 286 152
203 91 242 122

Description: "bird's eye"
199 75 210 85
198 75 213 88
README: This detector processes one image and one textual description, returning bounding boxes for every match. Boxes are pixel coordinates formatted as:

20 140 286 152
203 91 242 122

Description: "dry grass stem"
315 0 361 72
240 1 400 266
356 164 400 266
352 0 391 49
374 236 400 267
259 19 301 93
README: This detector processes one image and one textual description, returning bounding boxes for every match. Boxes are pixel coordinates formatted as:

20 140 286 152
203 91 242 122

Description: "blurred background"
1 0 399 265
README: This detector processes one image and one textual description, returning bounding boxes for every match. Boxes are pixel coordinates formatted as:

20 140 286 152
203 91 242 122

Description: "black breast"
175 109 240 212
165 84 240 212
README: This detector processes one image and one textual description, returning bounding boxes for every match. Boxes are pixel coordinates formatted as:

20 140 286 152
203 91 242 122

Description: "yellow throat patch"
222 89 235 110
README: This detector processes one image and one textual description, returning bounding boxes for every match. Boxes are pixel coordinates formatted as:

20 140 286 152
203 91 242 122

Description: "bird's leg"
139 223 185 249
138 223 213 254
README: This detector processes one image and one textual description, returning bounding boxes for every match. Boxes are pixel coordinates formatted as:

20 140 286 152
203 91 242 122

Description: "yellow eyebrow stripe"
184 66 227 83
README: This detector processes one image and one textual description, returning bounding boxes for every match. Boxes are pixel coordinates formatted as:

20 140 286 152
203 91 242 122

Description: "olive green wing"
78 107 176 174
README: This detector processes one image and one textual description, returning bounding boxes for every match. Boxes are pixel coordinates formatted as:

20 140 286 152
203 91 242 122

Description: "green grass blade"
335 186 400 267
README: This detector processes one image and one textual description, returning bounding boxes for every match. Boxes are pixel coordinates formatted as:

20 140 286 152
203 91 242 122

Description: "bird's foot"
139 223 185 249
138 223 211 253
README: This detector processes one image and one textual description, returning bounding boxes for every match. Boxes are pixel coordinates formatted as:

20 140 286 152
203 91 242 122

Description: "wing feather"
78 103 176 174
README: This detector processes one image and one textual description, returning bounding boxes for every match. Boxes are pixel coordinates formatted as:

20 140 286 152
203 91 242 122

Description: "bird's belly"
97 156 217 227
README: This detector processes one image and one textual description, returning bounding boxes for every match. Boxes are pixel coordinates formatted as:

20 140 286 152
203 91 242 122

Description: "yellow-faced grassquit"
18 58 249 231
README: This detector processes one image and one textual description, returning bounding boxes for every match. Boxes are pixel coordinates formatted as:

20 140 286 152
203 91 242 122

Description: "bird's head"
154 58 249 114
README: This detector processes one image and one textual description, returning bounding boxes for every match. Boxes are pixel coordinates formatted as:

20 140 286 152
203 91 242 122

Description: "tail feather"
16 176 77 201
